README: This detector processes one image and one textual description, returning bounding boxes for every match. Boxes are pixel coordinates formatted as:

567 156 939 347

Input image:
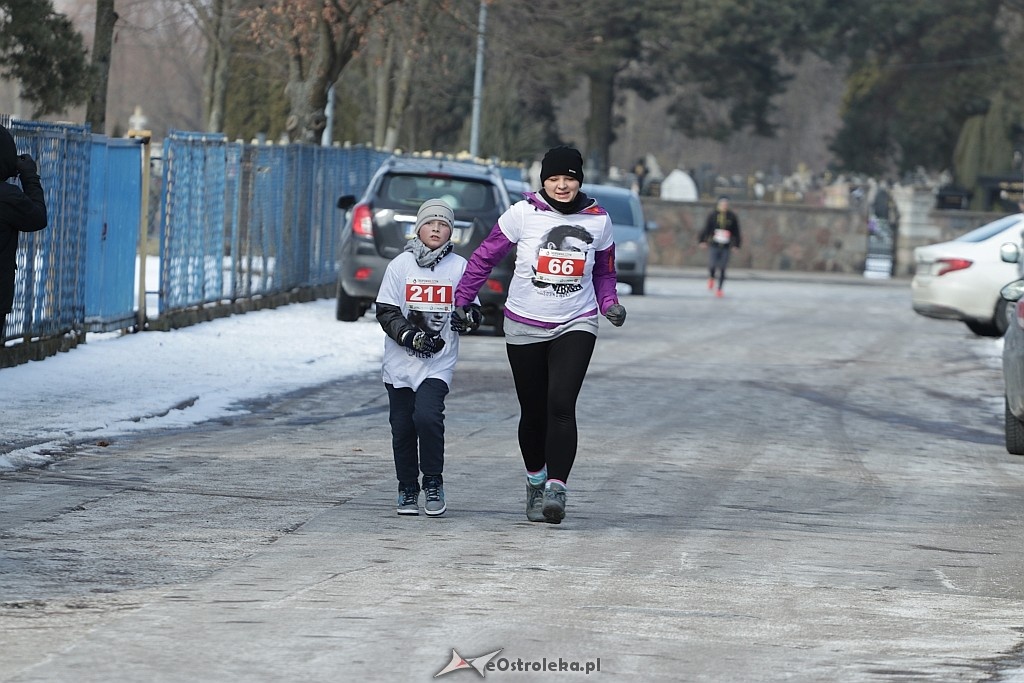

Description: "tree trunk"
382 0 429 151
383 43 415 151
206 0 236 133
285 56 330 144
371 35 394 148
86 0 118 134
283 0 399 143
201 19 216 128
585 68 615 183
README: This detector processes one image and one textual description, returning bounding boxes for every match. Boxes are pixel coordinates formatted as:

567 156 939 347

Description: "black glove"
450 304 482 334
604 303 626 327
15 154 38 179
401 330 445 354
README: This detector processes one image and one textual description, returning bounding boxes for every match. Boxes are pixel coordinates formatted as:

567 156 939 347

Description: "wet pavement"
2 273 1024 682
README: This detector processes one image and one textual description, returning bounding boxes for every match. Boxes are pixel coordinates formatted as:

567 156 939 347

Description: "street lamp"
469 0 487 158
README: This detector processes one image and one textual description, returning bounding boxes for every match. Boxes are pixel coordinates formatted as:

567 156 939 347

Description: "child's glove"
604 303 626 327
450 304 482 334
401 330 445 354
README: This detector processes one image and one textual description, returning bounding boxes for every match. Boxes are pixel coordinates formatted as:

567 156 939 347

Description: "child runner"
451 145 626 524
375 198 481 516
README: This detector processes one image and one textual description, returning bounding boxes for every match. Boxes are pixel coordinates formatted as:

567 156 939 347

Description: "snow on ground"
1 300 384 471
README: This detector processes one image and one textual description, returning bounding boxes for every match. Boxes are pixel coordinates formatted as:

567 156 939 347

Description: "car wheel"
995 297 1012 336
1005 397 1024 455
965 319 1001 337
336 282 363 322
630 277 646 296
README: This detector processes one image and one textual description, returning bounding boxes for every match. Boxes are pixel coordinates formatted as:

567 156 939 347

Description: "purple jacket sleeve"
454 223 515 307
593 244 619 315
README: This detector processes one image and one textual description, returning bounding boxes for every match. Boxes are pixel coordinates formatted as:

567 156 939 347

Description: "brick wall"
640 193 1008 276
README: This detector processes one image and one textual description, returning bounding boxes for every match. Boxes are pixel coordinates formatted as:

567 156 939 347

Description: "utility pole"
469 0 487 158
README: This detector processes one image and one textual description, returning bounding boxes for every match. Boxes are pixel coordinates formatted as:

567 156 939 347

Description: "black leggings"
505 331 596 483
708 245 731 287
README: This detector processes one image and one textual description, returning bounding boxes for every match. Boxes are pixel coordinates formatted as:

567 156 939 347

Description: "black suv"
336 156 514 334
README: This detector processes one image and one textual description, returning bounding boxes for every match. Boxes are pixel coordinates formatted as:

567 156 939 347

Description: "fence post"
129 129 152 330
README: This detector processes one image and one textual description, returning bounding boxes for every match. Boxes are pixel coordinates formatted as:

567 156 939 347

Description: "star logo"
434 648 503 678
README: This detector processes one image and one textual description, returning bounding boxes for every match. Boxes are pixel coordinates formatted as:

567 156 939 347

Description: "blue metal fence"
1 116 518 366
85 136 142 332
3 120 90 347
159 131 232 312
158 133 388 315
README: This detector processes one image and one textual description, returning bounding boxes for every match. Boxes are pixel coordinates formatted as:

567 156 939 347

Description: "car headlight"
618 240 639 254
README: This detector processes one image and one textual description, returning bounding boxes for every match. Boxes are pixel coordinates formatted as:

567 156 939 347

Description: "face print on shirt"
531 224 595 296
405 309 448 358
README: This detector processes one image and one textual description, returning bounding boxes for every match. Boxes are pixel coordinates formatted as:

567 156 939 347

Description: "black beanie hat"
540 146 584 183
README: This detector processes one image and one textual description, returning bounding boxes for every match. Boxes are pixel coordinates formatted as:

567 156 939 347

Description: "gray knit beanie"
415 199 455 238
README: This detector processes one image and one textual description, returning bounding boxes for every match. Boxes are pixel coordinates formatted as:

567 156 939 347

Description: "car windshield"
379 174 496 213
587 190 640 226
953 214 1023 243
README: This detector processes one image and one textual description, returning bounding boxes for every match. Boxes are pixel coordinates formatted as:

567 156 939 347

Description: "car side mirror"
1000 242 1020 264
646 220 658 231
337 195 356 211
1001 279 1024 303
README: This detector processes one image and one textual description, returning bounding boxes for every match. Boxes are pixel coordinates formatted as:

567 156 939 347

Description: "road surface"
2 273 1022 682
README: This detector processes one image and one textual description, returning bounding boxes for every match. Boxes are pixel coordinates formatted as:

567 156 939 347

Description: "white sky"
1 299 384 472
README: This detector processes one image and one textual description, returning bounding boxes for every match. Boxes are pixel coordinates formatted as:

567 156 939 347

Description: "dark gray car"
336 156 515 334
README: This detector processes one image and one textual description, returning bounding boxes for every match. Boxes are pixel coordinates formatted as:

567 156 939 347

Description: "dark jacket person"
0 124 47 340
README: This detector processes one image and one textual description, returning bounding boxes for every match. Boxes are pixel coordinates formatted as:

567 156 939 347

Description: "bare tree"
363 23 393 147
175 0 244 133
366 0 431 150
247 0 402 143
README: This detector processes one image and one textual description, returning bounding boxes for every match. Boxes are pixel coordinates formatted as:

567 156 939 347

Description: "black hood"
0 125 18 180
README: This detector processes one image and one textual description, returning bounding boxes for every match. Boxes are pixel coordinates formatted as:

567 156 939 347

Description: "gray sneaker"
397 486 420 516
422 475 446 517
526 481 546 522
542 481 567 524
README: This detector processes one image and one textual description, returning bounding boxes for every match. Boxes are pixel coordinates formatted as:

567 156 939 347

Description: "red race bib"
405 278 453 312
535 249 586 284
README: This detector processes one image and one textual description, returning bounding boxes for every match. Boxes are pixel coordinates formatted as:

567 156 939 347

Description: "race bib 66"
535 248 586 285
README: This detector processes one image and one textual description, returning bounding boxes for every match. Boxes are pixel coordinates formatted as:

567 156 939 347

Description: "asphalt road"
3 272 1024 682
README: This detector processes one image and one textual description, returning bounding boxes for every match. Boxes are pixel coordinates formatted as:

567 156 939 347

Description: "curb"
646 265 909 287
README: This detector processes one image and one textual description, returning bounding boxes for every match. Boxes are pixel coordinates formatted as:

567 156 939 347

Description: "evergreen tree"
0 0 91 117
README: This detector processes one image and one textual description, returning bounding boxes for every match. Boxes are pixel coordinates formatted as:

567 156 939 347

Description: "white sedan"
911 213 1024 337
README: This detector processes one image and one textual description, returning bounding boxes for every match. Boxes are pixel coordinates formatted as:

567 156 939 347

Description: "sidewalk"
648 264 910 286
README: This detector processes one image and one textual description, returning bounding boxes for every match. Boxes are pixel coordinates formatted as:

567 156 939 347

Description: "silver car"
1000 277 1024 454
998 240 1024 454
581 184 657 295
502 180 657 294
